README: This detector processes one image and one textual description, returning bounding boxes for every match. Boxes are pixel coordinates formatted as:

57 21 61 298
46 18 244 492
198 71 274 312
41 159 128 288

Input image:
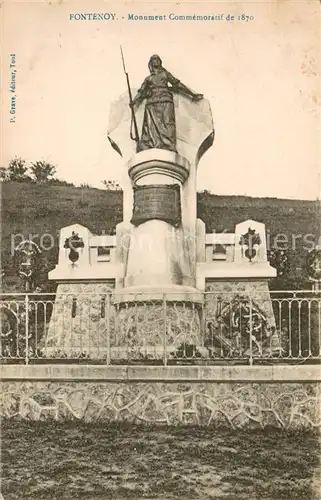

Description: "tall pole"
316 176 321 291
120 46 139 144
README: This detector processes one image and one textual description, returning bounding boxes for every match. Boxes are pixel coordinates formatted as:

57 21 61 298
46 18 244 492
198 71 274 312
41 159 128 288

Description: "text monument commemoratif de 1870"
46 53 277 358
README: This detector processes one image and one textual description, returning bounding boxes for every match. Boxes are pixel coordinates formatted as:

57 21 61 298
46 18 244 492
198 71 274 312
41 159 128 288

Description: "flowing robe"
135 69 180 153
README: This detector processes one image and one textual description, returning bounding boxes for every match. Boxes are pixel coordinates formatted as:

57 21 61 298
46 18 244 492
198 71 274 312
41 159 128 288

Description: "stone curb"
1 364 320 382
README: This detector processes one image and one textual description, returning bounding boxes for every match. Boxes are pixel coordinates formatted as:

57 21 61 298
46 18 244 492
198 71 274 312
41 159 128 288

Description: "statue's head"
148 54 162 72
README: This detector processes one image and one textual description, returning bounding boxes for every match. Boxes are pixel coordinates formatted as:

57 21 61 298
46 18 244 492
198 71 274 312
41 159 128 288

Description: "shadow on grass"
1 419 320 499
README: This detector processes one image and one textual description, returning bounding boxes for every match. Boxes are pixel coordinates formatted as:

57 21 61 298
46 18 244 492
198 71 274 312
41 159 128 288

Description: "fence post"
106 293 111 366
308 300 312 357
163 294 167 366
25 294 29 365
200 299 206 349
249 296 253 366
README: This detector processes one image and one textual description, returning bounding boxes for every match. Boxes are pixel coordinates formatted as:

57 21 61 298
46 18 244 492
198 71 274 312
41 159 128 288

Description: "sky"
1 0 320 200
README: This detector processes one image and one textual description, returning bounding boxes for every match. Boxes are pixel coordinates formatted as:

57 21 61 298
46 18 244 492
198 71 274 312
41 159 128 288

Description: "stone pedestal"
112 148 206 355
123 150 194 290
44 284 115 359
113 298 203 361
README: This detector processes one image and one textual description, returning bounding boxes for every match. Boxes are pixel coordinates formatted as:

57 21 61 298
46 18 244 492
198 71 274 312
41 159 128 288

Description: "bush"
5 157 31 182
30 161 56 184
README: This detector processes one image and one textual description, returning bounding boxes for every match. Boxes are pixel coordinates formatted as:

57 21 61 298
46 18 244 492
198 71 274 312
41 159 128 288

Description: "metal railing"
1 291 321 365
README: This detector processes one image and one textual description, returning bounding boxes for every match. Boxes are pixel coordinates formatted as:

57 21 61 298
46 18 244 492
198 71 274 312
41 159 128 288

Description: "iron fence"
1 291 321 365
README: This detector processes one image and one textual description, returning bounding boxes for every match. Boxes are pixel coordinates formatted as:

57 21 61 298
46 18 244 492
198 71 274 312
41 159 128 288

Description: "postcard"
1 1 320 499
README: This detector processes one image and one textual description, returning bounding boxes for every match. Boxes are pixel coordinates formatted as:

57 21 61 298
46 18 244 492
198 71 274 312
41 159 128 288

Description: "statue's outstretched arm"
166 71 203 101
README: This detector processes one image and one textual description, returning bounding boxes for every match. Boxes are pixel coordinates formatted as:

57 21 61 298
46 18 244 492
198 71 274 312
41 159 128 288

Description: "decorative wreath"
268 249 289 277
306 248 321 281
207 295 269 355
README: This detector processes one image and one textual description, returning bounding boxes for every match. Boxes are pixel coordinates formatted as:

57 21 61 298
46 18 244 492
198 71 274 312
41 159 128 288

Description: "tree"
6 157 29 182
0 167 8 181
30 161 56 184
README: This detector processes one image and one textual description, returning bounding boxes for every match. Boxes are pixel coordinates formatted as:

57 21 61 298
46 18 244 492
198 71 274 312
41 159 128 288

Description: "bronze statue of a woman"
131 55 203 153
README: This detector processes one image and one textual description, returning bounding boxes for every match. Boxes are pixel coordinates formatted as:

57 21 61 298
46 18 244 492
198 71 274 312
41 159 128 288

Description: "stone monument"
46 53 277 359
108 53 214 357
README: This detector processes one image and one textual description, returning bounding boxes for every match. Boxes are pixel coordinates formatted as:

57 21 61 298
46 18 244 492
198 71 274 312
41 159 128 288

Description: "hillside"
1 182 319 287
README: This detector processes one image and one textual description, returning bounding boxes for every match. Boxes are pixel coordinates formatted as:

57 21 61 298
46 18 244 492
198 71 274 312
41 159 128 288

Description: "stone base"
114 299 203 359
113 284 204 303
44 280 280 359
123 220 196 289
45 283 204 358
1 377 320 428
44 283 115 357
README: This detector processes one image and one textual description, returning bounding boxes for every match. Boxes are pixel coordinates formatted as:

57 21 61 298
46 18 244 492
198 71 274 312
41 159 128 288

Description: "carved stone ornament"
64 232 85 264
239 228 262 262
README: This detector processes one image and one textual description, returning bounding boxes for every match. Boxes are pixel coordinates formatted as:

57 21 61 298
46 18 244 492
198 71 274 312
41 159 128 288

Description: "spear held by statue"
120 46 140 144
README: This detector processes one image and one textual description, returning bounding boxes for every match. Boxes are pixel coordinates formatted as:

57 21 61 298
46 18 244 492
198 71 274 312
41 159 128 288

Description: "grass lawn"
1 420 320 499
